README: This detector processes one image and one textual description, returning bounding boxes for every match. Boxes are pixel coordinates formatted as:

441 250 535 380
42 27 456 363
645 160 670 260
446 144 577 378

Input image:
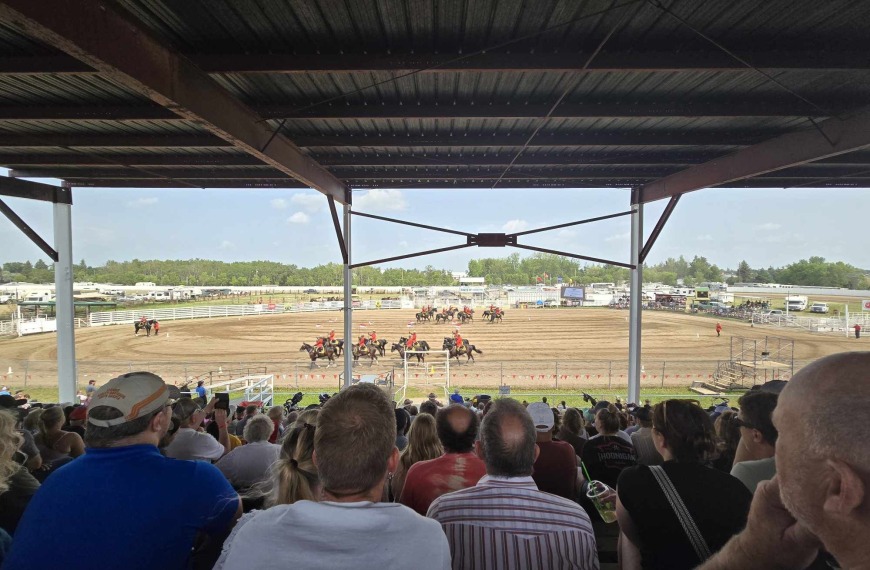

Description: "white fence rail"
752 312 870 335
88 300 407 327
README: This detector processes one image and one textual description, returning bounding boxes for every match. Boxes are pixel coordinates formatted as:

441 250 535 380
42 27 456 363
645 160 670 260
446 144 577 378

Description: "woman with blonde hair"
268 409 320 506
0 410 40 535
34 406 84 464
389 412 442 502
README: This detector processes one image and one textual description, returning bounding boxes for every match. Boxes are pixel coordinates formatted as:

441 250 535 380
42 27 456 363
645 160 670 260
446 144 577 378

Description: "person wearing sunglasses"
730 391 778 494
616 400 752 569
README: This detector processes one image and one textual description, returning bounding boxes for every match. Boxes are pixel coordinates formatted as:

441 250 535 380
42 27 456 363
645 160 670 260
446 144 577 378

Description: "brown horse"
300 343 336 368
442 337 483 364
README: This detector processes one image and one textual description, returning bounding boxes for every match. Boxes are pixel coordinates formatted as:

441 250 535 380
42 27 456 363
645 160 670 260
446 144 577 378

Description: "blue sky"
2 170 868 272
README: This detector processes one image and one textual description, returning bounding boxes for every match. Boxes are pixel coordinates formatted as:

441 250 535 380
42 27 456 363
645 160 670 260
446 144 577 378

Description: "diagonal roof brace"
348 211 635 269
0 0 349 205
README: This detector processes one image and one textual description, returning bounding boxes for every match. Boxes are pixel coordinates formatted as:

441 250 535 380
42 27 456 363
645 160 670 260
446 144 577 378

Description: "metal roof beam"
0 102 846 122
0 0 349 205
0 154 261 166
60 177 870 190
0 134 229 148
193 51 870 73
260 102 836 120
0 175 71 203
9 168 287 179
2 50 868 76
293 132 775 148
639 106 870 203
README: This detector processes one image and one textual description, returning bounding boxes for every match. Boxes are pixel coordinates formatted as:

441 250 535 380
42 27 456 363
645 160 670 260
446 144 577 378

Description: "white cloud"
354 189 408 212
270 198 288 210
398 240 409 248
291 193 326 213
502 219 528 233
126 197 158 208
605 231 631 242
557 228 576 239
697 234 714 241
756 222 781 230
765 232 804 244
287 212 310 224
219 240 235 250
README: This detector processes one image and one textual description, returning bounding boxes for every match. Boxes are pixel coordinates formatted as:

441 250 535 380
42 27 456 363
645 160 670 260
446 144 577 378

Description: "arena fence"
86 300 406 328
751 312 870 335
0 357 819 394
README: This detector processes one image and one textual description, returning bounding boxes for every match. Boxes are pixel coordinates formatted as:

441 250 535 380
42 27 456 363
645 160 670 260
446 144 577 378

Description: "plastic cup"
586 480 617 523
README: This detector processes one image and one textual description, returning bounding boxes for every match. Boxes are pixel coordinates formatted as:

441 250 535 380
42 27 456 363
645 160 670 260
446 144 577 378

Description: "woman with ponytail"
615 400 753 570
269 409 320 506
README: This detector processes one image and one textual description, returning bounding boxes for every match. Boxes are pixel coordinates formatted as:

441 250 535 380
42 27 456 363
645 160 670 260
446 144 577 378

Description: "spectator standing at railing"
195 380 207 399
855 323 861 339
716 322 722 337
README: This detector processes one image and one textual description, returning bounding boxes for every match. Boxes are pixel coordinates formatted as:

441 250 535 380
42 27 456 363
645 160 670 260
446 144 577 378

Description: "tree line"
1 254 866 289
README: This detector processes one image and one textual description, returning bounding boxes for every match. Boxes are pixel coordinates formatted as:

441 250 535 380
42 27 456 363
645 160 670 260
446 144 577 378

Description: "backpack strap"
649 465 712 562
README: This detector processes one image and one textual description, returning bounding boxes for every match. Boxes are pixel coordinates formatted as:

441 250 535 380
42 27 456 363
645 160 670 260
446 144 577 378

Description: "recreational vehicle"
785 295 809 312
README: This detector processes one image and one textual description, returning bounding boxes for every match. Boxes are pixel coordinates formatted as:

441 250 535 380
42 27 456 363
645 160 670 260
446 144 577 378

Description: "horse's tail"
472 346 483 354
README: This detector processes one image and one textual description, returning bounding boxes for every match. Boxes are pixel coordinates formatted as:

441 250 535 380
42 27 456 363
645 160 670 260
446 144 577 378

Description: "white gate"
402 350 450 403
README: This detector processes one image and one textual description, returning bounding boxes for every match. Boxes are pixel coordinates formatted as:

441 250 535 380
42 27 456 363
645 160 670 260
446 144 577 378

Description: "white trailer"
785 295 809 311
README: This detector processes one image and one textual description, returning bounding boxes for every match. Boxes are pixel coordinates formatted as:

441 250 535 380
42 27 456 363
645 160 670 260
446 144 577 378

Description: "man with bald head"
399 404 486 515
700 352 870 570
427 398 597 570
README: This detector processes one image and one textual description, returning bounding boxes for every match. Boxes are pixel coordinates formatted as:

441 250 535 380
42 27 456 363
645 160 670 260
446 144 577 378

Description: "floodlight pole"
342 202 353 387
628 193 643 404
53 200 77 402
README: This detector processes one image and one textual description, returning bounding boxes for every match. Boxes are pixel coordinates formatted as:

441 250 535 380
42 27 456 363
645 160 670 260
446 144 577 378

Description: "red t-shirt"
399 452 487 516
532 439 578 500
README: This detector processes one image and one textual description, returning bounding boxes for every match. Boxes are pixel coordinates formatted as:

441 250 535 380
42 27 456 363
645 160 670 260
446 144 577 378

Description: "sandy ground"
0 308 859 391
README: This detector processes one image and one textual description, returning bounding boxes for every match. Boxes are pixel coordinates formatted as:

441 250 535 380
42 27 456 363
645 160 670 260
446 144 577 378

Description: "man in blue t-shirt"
4 372 241 570
195 380 207 399
449 388 464 405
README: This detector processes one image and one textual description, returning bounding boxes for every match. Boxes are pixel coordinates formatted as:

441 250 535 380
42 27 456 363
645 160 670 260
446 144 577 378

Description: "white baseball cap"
527 402 554 432
87 372 169 427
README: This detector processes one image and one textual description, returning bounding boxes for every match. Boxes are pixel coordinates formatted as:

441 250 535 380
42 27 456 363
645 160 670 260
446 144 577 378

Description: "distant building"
134 281 156 287
451 271 468 280
458 277 485 285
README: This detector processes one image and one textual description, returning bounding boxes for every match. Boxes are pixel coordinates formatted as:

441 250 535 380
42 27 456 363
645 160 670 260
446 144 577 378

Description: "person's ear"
151 408 168 433
387 446 399 473
822 459 865 516
475 440 484 461
752 429 765 445
533 443 540 463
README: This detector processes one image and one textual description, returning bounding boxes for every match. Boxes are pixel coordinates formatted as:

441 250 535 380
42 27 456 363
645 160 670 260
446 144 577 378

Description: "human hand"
740 477 821 569
214 409 228 426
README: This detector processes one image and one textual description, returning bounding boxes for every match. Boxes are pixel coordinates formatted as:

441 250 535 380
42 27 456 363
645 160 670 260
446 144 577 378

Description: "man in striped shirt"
427 398 599 570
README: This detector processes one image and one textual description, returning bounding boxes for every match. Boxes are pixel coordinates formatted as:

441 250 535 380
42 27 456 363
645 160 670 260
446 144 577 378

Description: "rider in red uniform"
495 306 501 316
153 320 159 334
140 316 147 324
369 330 377 343
329 330 336 342
406 332 417 349
314 337 325 353
453 329 464 353
358 335 367 351
464 306 471 315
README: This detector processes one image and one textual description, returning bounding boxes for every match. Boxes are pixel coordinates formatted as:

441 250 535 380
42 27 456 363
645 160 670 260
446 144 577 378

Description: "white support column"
342 203 353 387
628 201 643 404
53 201 77 402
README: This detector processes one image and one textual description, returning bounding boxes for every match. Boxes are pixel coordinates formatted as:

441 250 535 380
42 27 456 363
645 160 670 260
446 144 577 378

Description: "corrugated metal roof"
0 0 868 191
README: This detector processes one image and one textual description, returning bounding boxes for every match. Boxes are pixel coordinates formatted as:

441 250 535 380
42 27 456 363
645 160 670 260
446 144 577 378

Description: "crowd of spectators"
0 351 867 569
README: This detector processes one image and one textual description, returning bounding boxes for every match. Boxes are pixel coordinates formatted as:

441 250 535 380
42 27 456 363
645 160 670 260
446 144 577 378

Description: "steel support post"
628 202 643 404
53 201 76 402
342 203 353 387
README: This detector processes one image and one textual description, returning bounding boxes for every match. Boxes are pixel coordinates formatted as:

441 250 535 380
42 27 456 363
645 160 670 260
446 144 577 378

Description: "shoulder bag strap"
649 465 712 562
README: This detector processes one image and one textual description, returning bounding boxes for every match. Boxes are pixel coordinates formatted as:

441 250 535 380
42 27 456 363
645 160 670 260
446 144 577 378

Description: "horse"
442 337 483 364
371 338 387 356
324 338 344 355
300 343 336 368
435 313 450 324
396 338 430 362
490 310 504 324
134 319 155 337
352 342 379 366
457 311 474 324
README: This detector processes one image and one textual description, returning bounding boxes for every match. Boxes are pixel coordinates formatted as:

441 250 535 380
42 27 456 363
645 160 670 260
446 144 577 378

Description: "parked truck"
810 302 829 313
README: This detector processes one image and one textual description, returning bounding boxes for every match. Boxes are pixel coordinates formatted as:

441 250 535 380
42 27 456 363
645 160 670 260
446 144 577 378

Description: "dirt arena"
0 308 858 391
